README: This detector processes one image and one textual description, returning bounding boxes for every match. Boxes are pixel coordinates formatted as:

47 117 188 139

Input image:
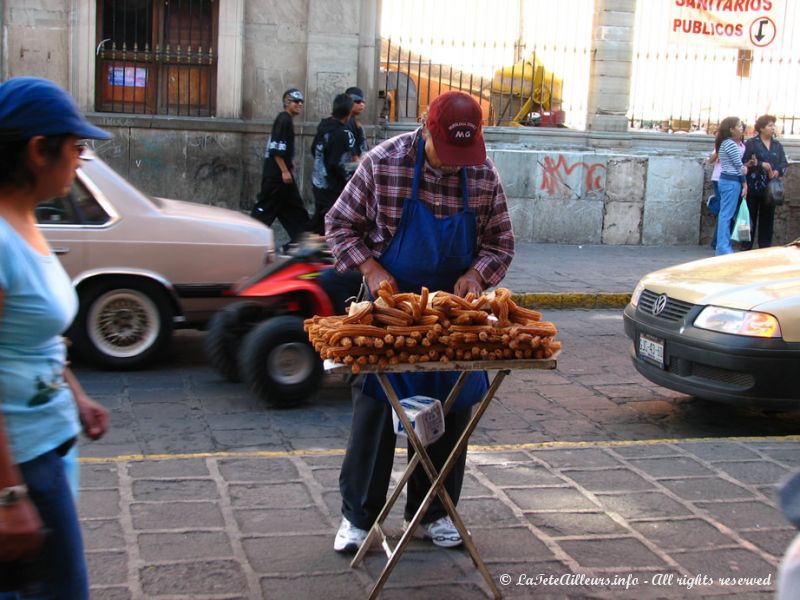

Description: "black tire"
205 302 267 382
71 278 173 369
238 315 323 407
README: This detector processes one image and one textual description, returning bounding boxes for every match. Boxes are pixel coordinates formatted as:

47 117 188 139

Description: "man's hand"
76 396 109 441
761 161 772 172
281 170 293 185
454 269 484 298
0 497 44 561
359 258 398 298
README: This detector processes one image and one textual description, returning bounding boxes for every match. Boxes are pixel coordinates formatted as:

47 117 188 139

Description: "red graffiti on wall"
539 155 607 196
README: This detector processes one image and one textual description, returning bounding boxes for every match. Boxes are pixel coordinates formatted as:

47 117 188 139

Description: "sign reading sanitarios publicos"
669 0 781 49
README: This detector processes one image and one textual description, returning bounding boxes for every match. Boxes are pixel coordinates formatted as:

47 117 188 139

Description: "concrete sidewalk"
504 243 715 307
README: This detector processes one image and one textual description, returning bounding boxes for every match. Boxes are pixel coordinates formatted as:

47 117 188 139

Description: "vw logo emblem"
652 294 668 316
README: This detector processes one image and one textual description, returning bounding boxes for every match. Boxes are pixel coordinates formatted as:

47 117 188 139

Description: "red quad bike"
206 240 357 407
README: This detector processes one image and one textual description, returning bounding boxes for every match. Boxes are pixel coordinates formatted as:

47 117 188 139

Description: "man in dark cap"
325 91 514 553
251 88 310 251
345 86 369 159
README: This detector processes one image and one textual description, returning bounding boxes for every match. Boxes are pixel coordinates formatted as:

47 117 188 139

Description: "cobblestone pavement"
82 439 795 599
72 243 799 598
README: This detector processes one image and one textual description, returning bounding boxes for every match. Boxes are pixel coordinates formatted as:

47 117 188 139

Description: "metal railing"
96 0 217 116
629 0 800 136
378 0 593 129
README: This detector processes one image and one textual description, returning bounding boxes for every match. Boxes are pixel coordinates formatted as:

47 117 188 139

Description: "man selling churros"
324 91 515 553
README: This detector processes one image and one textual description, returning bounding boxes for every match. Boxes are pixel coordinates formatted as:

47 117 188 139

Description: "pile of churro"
304 282 561 373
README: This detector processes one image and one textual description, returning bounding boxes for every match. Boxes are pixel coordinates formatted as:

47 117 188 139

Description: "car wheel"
205 302 267 382
238 315 323 407
72 279 173 369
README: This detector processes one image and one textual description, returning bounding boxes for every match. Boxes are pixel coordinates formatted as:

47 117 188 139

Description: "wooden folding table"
326 354 558 599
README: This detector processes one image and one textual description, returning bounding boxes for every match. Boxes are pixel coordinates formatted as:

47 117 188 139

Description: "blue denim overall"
363 138 488 410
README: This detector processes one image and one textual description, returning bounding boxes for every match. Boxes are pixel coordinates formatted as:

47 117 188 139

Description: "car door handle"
51 247 70 255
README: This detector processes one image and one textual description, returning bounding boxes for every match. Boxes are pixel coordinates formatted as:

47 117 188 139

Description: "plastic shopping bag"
730 199 751 243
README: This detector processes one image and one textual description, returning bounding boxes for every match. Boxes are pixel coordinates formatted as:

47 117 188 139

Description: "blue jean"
0 448 88 600
715 177 741 255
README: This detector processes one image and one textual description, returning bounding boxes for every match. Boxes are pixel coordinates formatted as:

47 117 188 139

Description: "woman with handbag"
713 116 749 256
742 114 788 249
0 77 110 599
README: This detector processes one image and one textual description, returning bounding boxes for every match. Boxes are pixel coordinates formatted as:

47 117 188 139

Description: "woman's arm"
64 368 108 441
0 289 45 561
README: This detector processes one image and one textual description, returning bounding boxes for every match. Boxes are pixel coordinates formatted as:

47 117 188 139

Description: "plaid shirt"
324 129 515 287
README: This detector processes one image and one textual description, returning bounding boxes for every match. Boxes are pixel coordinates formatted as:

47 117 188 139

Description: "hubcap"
87 290 160 358
267 342 313 385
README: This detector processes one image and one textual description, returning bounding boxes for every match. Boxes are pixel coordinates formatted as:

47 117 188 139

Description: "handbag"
731 199 751 243
766 178 785 206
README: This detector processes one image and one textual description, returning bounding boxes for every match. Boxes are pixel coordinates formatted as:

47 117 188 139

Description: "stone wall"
93 121 798 248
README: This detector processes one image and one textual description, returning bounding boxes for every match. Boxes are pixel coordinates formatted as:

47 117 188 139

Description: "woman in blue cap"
0 77 110 599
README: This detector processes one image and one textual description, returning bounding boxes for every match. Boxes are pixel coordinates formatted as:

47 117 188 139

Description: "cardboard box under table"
325 355 559 599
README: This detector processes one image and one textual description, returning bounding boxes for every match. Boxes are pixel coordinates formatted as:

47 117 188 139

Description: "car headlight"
630 282 646 307
694 306 782 338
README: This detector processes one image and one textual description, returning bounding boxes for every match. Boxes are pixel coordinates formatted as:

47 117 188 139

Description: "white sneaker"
334 517 368 553
404 515 463 548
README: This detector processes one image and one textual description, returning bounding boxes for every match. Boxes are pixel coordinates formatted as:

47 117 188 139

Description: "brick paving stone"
469 526 555 561
534 448 623 469
212 430 288 451
233 507 330 533
677 442 763 462
629 519 737 550
465 452 532 465
260 573 365 600
610 444 682 459
626 457 715 478
558 537 666 568
311 467 341 489
695 500 788 530
670 547 777 580
562 468 656 492
137 531 232 561
712 461 792 485
505 487 598 511
658 477 756 502
595 492 694 519
242 534 350 573
127 457 209 477
130 501 225 530
755 447 800 468
457 497 522 526
82 519 125 550
85 550 128 586
217 457 299 481
80 463 119 487
88 587 132 600
228 481 312 507
78 489 121 519
139 560 248 595
526 511 629 537
131 478 219 502
379 583 488 600
740 529 796 557
476 463 565 487
362 548 467 584
461 472 492 496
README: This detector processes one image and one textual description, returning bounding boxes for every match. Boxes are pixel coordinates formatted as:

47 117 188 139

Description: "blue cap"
0 77 111 141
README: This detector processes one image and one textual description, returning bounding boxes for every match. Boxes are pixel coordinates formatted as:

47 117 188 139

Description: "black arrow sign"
755 19 768 41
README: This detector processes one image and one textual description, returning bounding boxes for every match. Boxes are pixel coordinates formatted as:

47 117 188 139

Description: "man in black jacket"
251 88 310 250
309 93 357 235
345 86 369 159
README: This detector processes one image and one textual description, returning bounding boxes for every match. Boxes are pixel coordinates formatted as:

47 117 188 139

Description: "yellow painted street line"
79 434 800 464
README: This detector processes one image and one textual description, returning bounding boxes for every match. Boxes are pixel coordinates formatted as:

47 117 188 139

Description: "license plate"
638 333 665 368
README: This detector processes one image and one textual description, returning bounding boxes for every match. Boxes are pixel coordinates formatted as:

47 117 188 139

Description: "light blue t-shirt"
0 217 80 464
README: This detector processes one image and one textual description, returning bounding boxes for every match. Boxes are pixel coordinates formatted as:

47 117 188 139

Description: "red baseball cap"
426 91 485 166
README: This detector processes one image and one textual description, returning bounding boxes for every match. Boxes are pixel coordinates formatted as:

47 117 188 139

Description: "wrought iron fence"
378 0 593 129
629 0 800 136
96 0 217 116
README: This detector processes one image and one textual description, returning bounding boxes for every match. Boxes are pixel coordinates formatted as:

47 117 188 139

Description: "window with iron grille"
95 0 218 116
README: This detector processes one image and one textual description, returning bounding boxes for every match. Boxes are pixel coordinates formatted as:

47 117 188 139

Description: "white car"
37 151 275 369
